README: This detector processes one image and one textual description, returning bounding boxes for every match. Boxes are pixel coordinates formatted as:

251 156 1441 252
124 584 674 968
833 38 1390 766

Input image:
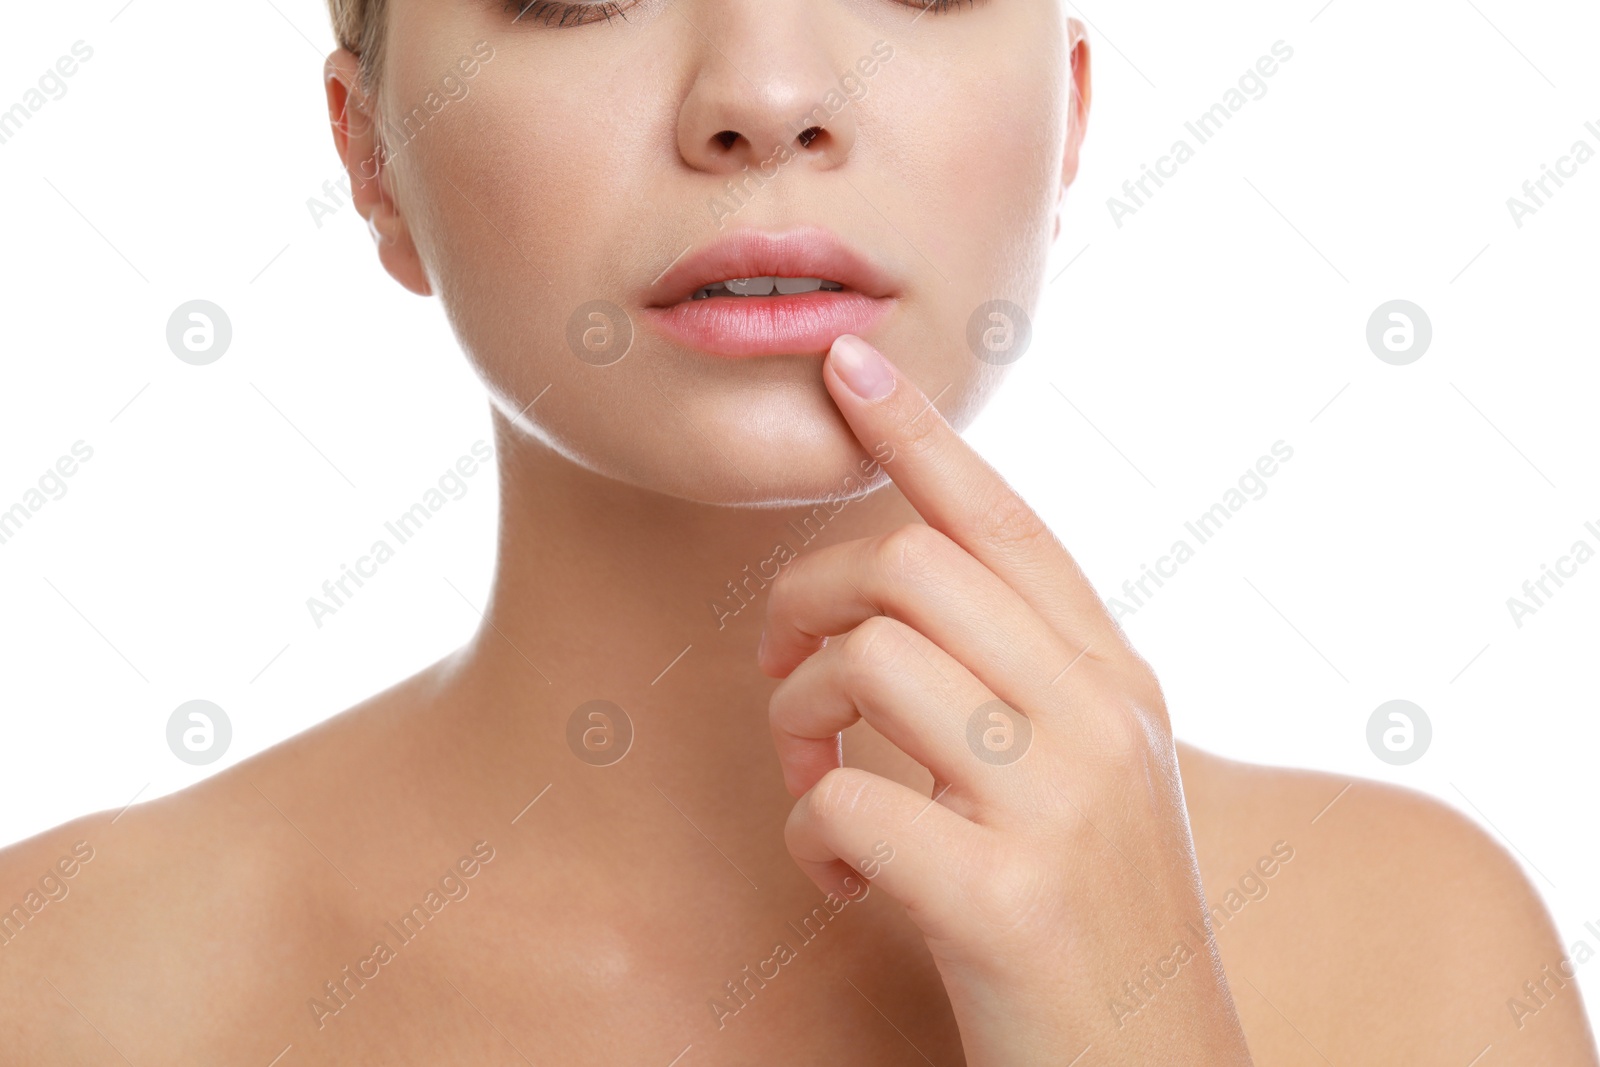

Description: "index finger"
823 332 1124 658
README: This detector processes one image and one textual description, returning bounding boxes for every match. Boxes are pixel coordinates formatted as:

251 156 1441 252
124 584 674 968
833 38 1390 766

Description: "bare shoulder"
1176 741 1599 1065
0 662 461 1062
0 764 363 1061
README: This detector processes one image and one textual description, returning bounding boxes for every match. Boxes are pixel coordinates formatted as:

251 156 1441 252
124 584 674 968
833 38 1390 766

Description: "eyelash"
501 0 974 28
502 1 631 27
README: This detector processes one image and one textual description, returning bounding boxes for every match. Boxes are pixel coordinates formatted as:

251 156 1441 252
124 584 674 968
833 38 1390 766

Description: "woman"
1 1 1594 1063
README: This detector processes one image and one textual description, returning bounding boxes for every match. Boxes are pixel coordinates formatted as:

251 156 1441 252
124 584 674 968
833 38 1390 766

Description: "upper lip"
647 226 898 308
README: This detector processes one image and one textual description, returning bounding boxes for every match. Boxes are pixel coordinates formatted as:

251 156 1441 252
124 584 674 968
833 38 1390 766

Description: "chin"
505 367 902 508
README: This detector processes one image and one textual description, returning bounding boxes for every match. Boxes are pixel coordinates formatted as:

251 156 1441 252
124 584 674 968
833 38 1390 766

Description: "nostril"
714 130 740 150
797 126 822 148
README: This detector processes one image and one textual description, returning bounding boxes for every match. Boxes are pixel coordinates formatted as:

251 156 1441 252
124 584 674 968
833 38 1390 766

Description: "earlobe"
371 209 434 297
321 49 434 297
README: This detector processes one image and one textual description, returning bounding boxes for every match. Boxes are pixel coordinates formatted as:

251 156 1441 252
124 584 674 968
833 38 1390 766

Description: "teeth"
688 277 847 301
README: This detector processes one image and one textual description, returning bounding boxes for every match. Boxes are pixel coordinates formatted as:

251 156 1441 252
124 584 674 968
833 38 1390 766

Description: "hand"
757 335 1254 1065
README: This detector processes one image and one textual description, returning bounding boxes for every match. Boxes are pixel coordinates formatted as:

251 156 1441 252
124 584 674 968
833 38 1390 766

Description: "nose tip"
676 18 860 176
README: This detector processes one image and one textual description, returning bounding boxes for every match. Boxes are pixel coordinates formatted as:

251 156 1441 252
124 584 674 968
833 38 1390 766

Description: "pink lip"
640 226 898 359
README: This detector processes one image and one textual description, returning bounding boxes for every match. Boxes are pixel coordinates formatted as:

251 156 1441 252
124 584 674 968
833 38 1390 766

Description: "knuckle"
1136 675 1172 736
984 492 1051 551
1112 659 1172 736
806 766 875 824
967 850 1050 932
877 523 954 589
1091 691 1160 770
839 614 902 677
895 406 946 461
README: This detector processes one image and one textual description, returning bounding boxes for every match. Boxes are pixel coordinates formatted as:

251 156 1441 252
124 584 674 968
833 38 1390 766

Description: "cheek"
396 73 664 391
860 58 1065 428
385 64 734 490
933 74 1065 301
873 33 1066 278
408 86 624 308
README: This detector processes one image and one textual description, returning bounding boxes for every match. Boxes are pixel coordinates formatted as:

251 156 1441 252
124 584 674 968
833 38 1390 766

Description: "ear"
1053 19 1093 243
323 49 433 296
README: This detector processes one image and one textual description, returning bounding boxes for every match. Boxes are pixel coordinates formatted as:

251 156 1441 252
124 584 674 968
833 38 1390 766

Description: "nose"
675 5 858 175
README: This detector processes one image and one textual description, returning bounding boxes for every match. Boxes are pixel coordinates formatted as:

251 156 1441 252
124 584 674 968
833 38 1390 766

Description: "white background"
2 0 1597 1044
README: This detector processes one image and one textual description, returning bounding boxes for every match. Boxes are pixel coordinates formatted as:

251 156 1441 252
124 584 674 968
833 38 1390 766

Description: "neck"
443 407 921 812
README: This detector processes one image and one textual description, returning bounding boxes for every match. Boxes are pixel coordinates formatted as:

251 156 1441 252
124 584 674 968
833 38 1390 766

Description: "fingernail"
756 627 768 663
830 335 895 401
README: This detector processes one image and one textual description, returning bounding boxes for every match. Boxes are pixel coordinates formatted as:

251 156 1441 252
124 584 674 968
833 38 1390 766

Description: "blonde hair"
325 0 389 93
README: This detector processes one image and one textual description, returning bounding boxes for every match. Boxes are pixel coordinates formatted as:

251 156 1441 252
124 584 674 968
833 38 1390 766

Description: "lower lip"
640 292 894 358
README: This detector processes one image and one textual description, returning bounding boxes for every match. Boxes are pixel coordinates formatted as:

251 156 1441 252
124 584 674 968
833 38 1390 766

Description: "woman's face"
336 0 1087 506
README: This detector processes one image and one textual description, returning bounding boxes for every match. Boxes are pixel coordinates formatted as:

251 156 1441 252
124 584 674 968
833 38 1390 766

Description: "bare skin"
2 0 1595 1062
0 408 1593 1064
